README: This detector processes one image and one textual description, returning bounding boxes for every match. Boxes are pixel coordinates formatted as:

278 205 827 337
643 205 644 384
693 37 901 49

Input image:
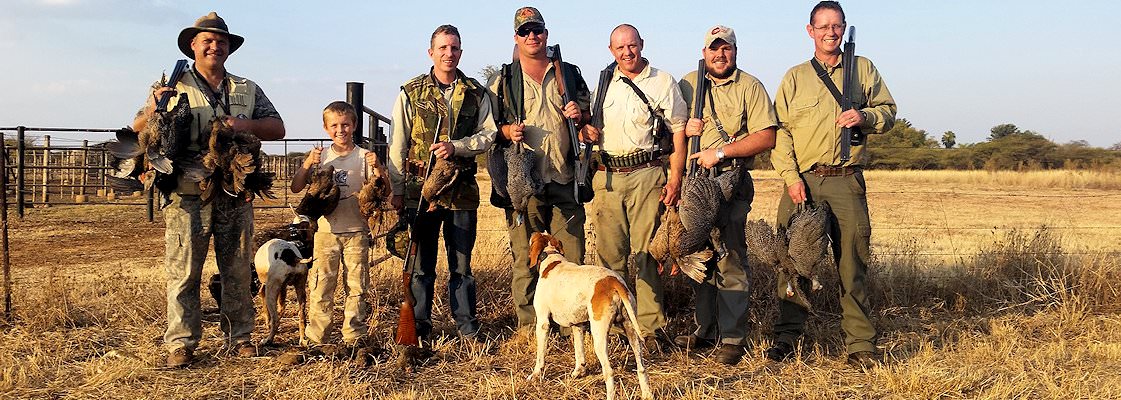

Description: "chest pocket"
787 96 820 130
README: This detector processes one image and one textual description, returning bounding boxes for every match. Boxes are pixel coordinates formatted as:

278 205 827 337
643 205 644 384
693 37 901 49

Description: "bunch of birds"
487 140 542 225
106 90 274 205
649 167 742 283
745 203 833 310
420 155 472 212
295 154 393 234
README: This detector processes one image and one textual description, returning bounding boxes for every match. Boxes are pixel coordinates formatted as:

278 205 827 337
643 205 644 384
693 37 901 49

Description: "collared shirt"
770 54 897 186
389 76 497 195
597 63 687 156
679 69 779 152
487 62 591 185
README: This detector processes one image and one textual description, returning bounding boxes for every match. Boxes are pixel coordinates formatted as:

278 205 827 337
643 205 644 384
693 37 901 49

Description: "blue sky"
3 0 1119 149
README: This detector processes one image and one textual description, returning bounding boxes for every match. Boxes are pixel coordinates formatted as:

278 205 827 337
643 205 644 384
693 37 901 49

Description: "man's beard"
709 62 736 79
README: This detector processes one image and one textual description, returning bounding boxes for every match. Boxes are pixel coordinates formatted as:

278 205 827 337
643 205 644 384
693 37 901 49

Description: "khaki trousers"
773 171 876 354
508 181 587 329
591 166 667 336
306 231 370 345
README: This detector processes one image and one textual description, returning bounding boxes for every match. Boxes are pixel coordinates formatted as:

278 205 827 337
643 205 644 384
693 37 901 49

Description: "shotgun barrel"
687 59 705 176
840 26 858 162
155 59 189 110
395 114 442 348
547 45 589 201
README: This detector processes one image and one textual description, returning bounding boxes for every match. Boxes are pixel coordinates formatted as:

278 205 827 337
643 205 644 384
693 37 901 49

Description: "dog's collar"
536 247 562 265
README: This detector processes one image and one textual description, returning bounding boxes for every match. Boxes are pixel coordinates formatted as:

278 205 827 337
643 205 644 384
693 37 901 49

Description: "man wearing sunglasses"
488 6 592 332
767 0 897 369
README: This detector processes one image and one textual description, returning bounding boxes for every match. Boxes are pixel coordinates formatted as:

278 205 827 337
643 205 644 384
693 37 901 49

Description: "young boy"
288 101 380 363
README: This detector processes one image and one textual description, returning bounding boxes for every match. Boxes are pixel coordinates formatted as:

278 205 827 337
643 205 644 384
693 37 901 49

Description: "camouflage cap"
704 25 736 48
514 6 545 31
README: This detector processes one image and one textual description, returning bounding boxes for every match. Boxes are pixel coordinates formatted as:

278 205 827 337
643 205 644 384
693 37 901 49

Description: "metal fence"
0 82 391 221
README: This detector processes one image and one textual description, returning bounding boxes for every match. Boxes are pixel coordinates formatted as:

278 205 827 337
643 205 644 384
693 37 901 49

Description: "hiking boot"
714 344 746 365
166 347 193 368
234 342 258 358
765 341 795 362
276 349 305 366
642 332 673 355
673 334 716 350
847 351 879 370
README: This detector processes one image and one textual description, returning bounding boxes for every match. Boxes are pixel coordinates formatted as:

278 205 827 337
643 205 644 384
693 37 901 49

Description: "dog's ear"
550 235 564 254
528 232 544 269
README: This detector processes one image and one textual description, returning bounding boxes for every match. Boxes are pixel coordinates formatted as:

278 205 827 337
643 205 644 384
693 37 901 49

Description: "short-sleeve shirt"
597 63 688 156
487 62 591 185
679 69 779 152
318 146 370 234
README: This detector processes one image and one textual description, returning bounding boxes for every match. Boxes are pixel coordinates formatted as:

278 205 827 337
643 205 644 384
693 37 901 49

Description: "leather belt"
811 165 861 177
597 159 662 173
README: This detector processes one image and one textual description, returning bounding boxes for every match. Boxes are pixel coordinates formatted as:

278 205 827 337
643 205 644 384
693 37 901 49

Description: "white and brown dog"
527 232 653 400
254 238 313 345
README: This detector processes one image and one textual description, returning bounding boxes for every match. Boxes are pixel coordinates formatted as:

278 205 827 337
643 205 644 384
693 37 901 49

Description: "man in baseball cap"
674 23 780 365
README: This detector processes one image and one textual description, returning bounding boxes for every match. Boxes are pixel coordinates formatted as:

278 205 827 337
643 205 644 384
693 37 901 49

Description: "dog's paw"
527 370 543 381
570 366 586 378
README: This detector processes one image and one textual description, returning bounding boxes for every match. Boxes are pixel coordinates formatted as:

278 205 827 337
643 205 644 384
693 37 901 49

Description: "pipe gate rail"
1 82 390 222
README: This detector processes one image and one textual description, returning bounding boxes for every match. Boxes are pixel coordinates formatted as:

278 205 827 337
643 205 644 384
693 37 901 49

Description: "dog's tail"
610 278 643 342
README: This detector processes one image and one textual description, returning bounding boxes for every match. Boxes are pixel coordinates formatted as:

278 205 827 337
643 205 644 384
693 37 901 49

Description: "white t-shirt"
318 146 369 233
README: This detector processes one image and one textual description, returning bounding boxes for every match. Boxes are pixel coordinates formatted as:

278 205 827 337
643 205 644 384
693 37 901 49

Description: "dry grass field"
2 170 1121 399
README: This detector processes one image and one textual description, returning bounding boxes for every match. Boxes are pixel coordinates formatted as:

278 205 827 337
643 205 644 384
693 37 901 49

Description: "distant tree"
868 118 937 148
478 64 501 84
941 131 956 149
1111 142 1121 151
989 123 1020 140
1065 140 1090 148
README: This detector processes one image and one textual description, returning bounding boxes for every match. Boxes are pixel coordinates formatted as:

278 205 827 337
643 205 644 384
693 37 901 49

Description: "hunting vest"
400 71 483 210
167 69 257 194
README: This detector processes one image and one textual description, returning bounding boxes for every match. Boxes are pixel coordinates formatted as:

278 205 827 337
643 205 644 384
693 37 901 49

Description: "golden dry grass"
2 170 1121 399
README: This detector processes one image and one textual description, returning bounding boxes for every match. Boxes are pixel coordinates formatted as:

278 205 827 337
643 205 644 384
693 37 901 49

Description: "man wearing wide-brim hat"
132 11 285 368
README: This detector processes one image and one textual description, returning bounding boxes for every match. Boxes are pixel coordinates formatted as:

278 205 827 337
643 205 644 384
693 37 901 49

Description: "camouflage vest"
168 69 257 194
400 71 483 210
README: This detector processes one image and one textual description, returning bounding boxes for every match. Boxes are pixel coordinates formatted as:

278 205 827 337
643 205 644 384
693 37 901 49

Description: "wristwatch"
716 147 726 161
858 110 868 123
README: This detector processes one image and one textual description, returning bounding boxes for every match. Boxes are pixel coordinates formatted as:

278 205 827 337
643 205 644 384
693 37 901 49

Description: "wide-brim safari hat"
177 12 244 59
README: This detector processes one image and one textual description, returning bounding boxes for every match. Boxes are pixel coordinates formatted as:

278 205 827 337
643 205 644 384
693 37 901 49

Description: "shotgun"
687 59 705 177
396 115 441 359
547 44 590 202
155 59 189 110
840 26 860 162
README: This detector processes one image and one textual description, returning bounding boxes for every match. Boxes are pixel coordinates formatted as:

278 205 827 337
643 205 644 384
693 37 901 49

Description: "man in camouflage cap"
488 6 593 331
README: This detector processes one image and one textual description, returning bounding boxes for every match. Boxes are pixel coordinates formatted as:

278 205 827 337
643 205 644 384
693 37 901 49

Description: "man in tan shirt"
678 25 778 365
766 1 897 369
581 24 687 351
487 7 592 330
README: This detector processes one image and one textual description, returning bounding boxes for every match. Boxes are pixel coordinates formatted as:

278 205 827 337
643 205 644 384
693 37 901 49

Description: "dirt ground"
2 171 1120 399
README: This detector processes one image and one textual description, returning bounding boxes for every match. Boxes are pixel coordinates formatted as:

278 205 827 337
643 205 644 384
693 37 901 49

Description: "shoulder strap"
810 59 844 108
617 76 655 114
704 85 732 143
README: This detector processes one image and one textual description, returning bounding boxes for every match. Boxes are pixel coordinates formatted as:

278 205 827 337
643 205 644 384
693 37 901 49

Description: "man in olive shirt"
488 7 592 330
581 24 688 351
678 25 778 365
766 1 897 368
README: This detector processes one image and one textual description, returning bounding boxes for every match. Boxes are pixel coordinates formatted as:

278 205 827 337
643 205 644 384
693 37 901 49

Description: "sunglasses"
516 25 545 37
